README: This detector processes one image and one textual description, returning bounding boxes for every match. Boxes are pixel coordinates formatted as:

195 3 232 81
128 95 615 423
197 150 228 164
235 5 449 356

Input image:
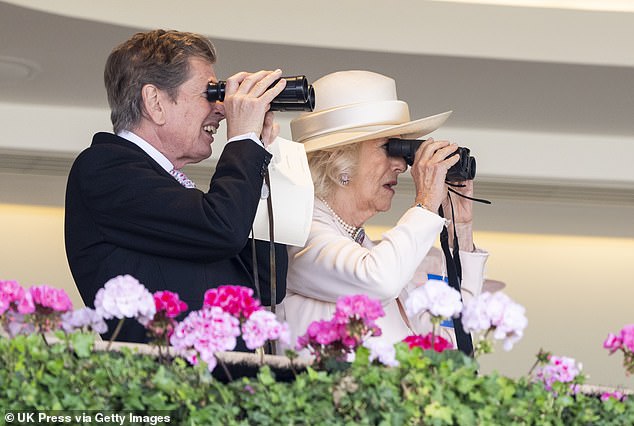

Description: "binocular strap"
438 197 474 357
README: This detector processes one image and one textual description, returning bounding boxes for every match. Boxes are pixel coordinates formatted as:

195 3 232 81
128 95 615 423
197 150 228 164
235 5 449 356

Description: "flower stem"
256 347 265 365
527 357 541 377
218 357 233 382
431 318 439 350
106 318 125 351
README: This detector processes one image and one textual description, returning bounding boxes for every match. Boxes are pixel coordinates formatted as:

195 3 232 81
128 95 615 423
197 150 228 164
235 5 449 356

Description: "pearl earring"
339 173 350 186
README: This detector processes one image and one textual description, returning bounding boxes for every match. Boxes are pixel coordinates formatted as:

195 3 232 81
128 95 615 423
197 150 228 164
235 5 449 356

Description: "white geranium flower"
61 307 108 334
462 295 491 333
493 300 528 351
462 291 528 351
363 339 399 367
94 275 155 320
405 279 463 320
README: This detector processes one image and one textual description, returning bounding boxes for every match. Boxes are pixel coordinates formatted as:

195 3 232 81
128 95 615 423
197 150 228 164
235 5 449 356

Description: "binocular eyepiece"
386 138 476 181
207 75 315 112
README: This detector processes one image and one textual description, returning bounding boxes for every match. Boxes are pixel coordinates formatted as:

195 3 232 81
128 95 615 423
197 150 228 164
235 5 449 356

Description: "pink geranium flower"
203 285 261 321
1 280 74 334
153 291 188 318
619 324 634 352
139 290 189 344
0 284 73 334
299 320 343 348
28 285 73 313
604 333 622 353
534 354 583 393
604 324 634 375
333 294 384 325
601 391 628 402
241 310 290 350
0 280 25 315
170 306 240 372
16 292 35 314
403 333 452 353
297 294 386 366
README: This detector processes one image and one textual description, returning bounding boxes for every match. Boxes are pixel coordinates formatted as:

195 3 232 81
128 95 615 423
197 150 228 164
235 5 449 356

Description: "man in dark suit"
65 29 288 343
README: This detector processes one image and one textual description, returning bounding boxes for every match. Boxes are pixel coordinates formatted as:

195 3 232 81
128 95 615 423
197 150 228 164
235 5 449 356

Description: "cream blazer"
278 198 489 349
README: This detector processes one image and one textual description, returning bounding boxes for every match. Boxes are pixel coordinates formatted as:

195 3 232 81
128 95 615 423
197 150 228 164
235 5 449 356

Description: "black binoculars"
386 138 476 181
207 75 315 112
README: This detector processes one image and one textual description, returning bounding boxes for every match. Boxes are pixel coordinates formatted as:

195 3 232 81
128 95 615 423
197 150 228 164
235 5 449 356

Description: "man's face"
158 57 225 166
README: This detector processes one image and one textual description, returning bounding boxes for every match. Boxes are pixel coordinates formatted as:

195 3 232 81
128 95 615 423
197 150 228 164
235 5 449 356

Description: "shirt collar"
117 130 174 172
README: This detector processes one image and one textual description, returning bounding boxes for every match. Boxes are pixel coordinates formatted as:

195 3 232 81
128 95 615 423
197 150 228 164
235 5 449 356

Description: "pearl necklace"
320 199 366 244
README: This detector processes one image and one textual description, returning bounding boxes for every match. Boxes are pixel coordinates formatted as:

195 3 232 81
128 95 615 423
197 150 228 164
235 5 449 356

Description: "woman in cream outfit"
278 70 489 348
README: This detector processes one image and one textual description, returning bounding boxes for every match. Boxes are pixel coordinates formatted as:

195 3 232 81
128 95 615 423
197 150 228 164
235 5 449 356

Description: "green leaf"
70 332 94 358
258 366 275 386
353 346 370 367
424 401 453 424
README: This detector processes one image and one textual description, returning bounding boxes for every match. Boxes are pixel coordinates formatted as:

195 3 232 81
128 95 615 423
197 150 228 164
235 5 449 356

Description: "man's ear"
141 84 166 125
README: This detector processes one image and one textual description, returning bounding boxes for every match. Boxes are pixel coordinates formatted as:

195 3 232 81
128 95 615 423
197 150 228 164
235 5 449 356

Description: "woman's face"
348 138 407 216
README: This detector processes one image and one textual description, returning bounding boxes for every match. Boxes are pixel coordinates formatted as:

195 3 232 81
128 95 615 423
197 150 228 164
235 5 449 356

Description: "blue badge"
427 274 454 328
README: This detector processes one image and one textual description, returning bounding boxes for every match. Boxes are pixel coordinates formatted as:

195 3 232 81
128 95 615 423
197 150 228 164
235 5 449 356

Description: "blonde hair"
307 143 361 199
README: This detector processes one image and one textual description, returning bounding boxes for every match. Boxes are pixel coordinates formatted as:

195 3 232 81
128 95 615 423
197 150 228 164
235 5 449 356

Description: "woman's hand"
410 138 459 212
260 111 280 147
442 179 474 224
442 179 475 251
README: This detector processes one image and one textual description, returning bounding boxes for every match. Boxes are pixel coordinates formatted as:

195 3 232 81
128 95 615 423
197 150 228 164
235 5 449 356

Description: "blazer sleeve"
69 139 269 261
286 206 446 304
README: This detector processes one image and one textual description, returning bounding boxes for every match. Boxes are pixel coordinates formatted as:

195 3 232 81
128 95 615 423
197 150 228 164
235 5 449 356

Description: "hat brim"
483 279 506 293
302 111 452 153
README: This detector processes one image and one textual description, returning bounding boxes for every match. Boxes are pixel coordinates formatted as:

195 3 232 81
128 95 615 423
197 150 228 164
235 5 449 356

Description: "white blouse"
278 198 489 349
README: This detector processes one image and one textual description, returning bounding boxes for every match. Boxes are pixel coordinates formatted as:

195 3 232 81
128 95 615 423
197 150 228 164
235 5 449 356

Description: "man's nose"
212 101 226 120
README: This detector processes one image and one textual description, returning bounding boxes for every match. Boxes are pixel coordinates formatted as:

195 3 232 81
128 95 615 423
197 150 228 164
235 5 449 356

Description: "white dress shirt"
118 130 174 172
117 130 265 172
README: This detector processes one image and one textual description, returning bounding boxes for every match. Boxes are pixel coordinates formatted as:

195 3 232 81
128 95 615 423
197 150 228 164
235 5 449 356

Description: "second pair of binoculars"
207 75 315 112
387 138 476 182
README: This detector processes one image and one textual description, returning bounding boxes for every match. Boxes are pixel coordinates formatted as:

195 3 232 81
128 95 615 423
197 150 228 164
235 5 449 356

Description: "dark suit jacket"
65 132 287 343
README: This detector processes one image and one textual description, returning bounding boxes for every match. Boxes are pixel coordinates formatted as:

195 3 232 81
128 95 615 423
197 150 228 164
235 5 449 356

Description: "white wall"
1 0 633 388
8 0 634 67
2 102 633 186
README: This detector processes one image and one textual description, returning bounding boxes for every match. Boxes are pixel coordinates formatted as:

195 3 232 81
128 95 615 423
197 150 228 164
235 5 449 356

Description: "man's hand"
222 69 286 142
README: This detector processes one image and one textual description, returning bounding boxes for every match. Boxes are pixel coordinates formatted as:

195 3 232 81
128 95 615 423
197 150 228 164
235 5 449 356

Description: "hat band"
291 100 410 142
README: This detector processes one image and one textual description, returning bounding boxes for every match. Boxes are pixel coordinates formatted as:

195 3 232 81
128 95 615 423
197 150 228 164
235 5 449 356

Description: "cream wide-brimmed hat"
291 70 452 153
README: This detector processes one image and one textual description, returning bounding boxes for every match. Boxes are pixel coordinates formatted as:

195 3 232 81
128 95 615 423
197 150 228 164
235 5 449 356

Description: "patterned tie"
169 169 196 189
